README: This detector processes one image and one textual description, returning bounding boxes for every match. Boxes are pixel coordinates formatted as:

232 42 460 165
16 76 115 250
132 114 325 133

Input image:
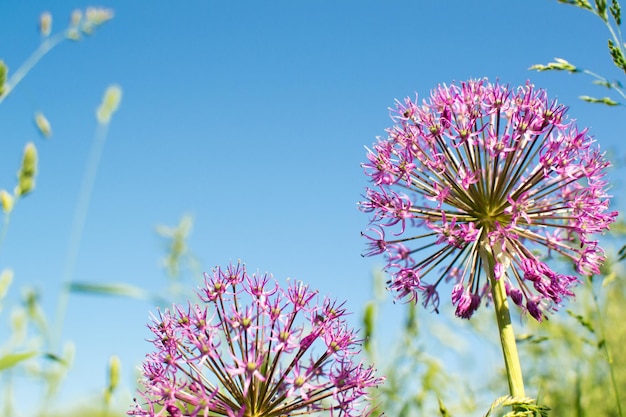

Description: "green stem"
489 270 525 398
53 121 110 349
481 242 525 399
0 32 66 105
0 211 11 255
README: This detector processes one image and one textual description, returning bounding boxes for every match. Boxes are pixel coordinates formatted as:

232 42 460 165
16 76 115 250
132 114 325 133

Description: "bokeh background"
0 0 624 414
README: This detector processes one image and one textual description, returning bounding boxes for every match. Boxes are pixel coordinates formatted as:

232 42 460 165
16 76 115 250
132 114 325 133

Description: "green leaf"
486 396 550 417
557 0 594 11
405 301 418 336
438 398 452 417
0 351 37 372
22 287 48 333
602 271 617 286
516 333 549 344
43 352 69 365
529 57 579 73
610 0 622 24
566 309 596 334
503 402 551 417
363 301 376 353
592 79 613 88
596 0 609 21
0 60 6 96
485 395 510 417
579 95 620 105
69 282 149 299
608 39 626 73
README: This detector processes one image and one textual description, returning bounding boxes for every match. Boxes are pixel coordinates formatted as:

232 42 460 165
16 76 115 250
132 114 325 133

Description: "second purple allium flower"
360 79 617 321
130 262 383 417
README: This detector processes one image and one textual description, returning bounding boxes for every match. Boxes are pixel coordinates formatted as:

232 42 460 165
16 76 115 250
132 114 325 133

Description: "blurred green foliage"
363 271 479 417
519 255 626 416
0 8 120 417
363 233 626 417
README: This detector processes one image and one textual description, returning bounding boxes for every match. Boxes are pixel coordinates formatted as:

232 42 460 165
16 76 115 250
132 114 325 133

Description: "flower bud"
96 85 122 124
108 355 121 390
0 190 14 213
39 12 52 37
34 112 52 138
66 28 80 41
15 142 38 197
82 8 114 35
0 269 13 304
67 11 81 40
105 355 121 404
70 9 82 27
86 7 114 26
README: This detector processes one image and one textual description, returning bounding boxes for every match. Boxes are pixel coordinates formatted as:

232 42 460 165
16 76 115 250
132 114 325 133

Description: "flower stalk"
481 242 525 399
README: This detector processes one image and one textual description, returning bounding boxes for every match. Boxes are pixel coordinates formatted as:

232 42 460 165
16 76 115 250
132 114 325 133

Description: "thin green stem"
0 212 11 255
2 372 14 417
0 32 66 105
53 121 111 349
490 272 525 398
581 69 626 100
587 277 623 417
480 242 525 400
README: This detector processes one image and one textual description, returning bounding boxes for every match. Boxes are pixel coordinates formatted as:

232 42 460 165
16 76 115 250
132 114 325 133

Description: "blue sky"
0 0 624 413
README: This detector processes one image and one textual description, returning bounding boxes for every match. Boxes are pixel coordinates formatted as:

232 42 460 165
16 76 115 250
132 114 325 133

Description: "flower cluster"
360 79 617 321
130 262 383 417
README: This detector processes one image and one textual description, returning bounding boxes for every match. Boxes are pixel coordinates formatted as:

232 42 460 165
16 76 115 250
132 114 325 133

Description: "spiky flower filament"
361 79 617 320
130 263 383 417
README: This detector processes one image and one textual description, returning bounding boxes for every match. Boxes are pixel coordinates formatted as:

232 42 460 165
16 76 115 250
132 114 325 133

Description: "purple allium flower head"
360 79 618 321
129 262 384 417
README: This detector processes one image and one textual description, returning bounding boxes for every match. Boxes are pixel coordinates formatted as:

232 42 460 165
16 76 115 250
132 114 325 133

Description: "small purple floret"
130 262 384 417
360 79 617 321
